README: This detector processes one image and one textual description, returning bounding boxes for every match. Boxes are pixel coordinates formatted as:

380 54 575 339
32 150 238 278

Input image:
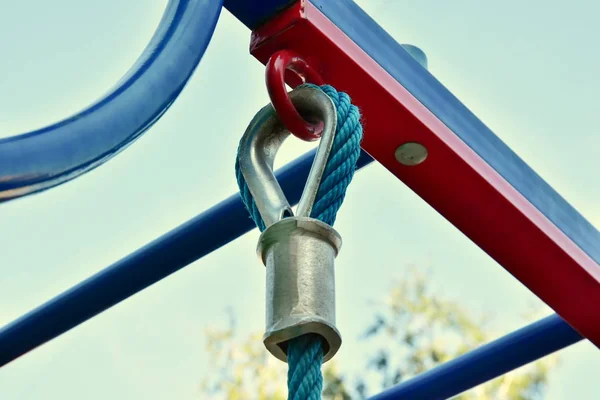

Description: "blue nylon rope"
235 84 363 400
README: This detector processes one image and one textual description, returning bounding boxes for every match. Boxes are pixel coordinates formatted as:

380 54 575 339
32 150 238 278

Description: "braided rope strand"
235 84 362 399
287 334 325 400
235 156 266 231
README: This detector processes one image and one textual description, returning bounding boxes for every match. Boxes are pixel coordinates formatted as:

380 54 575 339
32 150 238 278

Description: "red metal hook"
266 50 325 142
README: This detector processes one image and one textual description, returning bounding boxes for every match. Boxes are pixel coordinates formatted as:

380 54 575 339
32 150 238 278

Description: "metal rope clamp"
238 86 342 363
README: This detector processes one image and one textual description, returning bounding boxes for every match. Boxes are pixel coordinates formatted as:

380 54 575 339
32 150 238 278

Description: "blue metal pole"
369 313 583 400
0 0 223 202
0 150 372 367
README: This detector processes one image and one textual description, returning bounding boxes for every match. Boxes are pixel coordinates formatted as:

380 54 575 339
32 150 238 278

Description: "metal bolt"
395 142 428 166
401 44 428 70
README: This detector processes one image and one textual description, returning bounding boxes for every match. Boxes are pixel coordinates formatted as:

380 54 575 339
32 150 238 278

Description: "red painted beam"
250 1 600 346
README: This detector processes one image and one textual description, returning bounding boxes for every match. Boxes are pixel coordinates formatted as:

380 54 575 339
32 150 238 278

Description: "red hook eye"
265 50 325 142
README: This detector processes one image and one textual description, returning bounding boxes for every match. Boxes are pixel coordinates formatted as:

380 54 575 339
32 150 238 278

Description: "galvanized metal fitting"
237 86 342 363
257 217 341 363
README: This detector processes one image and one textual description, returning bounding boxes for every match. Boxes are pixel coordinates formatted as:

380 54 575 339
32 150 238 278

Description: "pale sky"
1 1 599 399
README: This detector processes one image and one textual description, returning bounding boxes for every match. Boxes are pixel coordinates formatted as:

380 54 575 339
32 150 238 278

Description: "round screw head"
395 142 428 166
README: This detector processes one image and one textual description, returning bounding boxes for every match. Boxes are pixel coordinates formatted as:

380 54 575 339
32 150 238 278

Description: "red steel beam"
250 1 600 346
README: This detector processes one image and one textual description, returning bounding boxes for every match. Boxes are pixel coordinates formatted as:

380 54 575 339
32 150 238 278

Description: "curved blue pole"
0 0 223 202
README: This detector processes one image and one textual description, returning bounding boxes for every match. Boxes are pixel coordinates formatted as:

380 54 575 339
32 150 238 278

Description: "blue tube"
0 150 373 367
369 314 583 400
0 0 223 202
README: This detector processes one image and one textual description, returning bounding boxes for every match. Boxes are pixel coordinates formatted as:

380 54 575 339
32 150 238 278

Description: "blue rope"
235 84 363 400
287 334 325 400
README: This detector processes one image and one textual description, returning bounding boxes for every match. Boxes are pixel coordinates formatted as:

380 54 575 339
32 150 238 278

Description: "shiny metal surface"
239 86 342 362
0 0 223 202
257 217 342 363
237 86 337 227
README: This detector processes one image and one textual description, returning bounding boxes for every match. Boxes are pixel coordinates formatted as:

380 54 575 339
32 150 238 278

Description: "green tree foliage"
200 268 557 399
